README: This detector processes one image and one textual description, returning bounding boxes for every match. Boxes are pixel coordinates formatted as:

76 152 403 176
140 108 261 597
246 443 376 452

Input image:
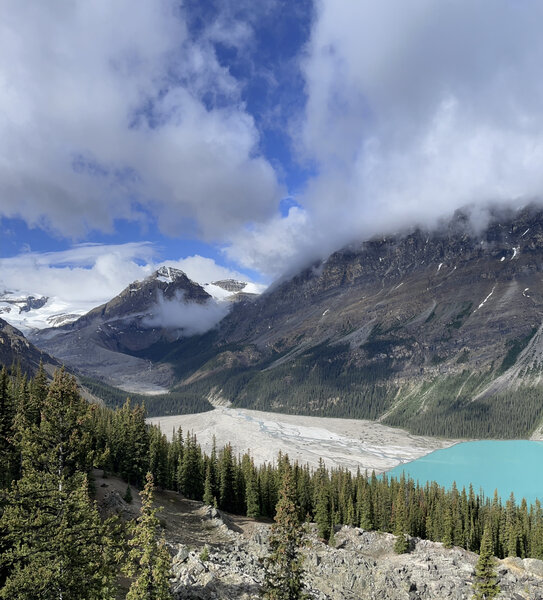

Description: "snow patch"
437 263 443 272
475 285 496 311
512 247 520 260
500 256 506 262
322 308 330 316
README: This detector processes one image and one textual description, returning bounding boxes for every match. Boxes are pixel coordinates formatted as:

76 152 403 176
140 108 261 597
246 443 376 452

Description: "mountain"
27 208 543 437
141 206 543 438
30 267 217 392
0 317 59 375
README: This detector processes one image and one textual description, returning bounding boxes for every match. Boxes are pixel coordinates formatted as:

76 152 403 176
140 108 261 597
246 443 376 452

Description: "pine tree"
393 488 409 554
0 366 17 487
472 524 500 600
125 472 173 600
0 370 118 599
262 465 307 600
203 462 215 506
314 476 330 541
218 443 235 512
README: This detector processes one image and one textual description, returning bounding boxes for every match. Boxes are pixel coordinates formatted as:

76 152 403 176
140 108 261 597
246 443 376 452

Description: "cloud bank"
229 0 543 276
4 1 543 282
0 243 254 317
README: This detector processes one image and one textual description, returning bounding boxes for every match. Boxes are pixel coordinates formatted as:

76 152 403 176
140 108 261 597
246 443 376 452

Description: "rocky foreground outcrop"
169 509 543 600
96 473 543 599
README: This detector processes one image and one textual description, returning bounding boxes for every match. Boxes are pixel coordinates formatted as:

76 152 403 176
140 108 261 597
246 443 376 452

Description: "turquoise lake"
387 440 543 506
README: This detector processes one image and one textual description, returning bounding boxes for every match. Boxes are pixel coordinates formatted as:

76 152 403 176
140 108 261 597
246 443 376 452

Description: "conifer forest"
0 365 541 597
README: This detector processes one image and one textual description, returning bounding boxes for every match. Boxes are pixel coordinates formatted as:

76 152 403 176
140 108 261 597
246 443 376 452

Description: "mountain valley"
14 207 543 439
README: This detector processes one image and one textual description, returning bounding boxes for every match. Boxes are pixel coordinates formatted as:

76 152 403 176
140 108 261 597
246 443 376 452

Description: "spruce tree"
203 462 215 506
125 472 173 600
393 488 409 554
472 524 500 600
0 369 117 599
262 465 307 600
315 484 330 541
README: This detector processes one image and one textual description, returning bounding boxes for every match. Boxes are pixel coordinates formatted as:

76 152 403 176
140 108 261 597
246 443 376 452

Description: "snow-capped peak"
154 266 186 283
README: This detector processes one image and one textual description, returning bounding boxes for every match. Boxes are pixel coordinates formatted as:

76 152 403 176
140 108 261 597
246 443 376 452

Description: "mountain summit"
31 267 215 391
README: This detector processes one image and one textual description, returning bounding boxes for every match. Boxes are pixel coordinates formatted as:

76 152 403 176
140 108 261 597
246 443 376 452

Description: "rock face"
30 267 212 390
157 206 543 436
0 317 59 374
170 523 543 600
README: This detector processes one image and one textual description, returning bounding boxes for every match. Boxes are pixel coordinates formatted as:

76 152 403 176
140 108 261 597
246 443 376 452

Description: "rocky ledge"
169 510 543 600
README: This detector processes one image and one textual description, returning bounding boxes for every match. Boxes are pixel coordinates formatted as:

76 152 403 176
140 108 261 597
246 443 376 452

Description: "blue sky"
2 0 543 308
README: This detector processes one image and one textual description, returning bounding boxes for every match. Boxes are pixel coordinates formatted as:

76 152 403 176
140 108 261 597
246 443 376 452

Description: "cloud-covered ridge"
228 0 543 276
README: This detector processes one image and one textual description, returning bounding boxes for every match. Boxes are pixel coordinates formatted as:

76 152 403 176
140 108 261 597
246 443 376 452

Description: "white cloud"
142 290 229 336
300 0 543 241
0 1 281 240
0 243 156 307
226 0 543 275
162 255 248 285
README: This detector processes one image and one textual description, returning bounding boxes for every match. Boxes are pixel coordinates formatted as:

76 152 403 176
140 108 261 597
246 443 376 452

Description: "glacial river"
387 440 543 505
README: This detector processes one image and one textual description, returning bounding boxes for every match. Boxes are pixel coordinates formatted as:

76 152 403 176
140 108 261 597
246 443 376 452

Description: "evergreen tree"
218 443 235 512
262 465 307 600
0 370 117 599
0 366 17 487
203 462 215 506
393 488 409 554
125 472 173 600
472 524 500 600
245 466 260 518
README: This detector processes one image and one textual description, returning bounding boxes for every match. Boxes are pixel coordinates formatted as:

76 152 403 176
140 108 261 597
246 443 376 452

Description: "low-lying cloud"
143 291 230 336
227 0 543 277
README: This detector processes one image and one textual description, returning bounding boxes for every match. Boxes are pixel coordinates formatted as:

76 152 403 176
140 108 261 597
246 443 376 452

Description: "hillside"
31 267 214 392
143 207 543 438
26 207 543 437
95 470 543 600
0 317 59 375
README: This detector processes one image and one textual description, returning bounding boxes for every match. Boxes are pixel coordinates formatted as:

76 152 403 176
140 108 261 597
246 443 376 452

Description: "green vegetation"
178 342 397 421
2 363 542 599
384 371 543 438
472 524 500 599
79 374 213 417
447 301 473 330
498 327 537 373
262 461 308 600
124 473 173 600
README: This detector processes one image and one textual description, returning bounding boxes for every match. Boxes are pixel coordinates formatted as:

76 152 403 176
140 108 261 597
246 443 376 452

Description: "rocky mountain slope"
26 207 543 437
0 317 59 375
96 471 543 600
149 206 543 438
31 267 214 391
203 279 262 303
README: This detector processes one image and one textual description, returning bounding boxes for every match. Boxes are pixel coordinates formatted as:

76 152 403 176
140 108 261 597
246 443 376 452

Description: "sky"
2 0 543 310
